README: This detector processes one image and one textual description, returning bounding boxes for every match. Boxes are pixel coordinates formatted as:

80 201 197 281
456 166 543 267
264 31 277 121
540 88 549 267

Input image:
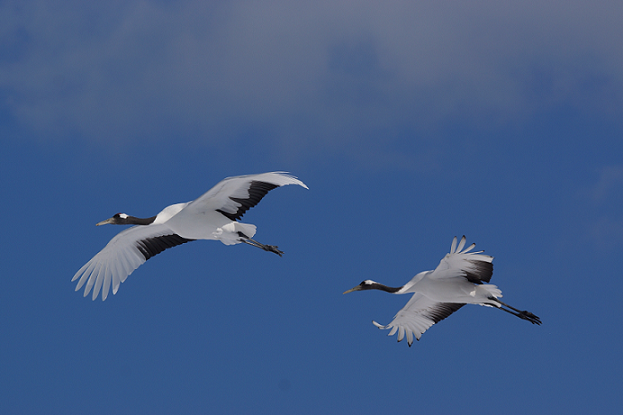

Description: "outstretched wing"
185 172 308 221
72 224 193 301
429 235 493 284
373 293 465 345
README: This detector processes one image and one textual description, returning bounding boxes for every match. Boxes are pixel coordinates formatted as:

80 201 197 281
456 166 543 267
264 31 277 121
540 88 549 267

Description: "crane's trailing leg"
238 232 284 256
488 297 542 325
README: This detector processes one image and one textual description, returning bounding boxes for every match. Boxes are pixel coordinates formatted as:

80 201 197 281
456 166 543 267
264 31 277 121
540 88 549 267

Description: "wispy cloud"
588 165 623 203
580 165 623 248
2 0 622 149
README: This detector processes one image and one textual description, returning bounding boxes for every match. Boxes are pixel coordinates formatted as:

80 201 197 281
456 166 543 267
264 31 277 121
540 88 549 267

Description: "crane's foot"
489 297 542 325
518 310 542 325
238 234 284 257
262 244 284 256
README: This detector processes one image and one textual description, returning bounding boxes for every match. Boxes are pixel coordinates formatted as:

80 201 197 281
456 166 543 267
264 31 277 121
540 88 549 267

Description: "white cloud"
1 0 622 148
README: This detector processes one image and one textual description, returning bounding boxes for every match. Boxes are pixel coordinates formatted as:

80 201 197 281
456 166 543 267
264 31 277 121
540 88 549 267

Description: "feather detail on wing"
184 172 308 221
72 224 193 301
430 235 494 284
373 293 465 346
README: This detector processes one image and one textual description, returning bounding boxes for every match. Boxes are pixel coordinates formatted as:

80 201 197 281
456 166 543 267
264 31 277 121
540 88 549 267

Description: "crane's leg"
488 297 542 325
238 233 284 256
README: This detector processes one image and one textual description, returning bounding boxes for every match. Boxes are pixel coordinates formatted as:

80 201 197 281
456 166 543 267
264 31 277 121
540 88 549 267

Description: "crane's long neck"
125 215 157 225
344 280 404 295
368 282 402 293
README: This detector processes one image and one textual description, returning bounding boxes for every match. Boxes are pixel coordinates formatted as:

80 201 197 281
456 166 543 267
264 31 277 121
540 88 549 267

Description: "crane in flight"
73 172 308 301
344 236 541 346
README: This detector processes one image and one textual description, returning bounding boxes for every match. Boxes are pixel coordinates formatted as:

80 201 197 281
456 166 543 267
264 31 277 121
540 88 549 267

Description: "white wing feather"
72 224 177 301
373 294 463 345
428 235 493 281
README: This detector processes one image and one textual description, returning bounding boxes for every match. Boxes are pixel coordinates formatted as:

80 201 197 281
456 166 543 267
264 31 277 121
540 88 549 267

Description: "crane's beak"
96 217 115 226
343 285 363 294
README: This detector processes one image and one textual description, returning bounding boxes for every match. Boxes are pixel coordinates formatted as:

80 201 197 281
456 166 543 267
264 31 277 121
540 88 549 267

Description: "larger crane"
73 172 308 301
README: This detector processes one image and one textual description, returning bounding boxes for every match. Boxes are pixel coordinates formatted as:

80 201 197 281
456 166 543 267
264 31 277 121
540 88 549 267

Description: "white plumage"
344 236 541 346
73 172 308 301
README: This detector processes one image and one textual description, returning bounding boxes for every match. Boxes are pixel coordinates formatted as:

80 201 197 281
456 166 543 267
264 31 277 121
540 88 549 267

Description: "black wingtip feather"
464 260 493 284
216 181 280 221
424 303 466 324
136 234 195 261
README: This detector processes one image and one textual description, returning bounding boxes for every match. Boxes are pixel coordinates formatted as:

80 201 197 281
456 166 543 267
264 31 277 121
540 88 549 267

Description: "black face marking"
216 181 280 221
136 234 195 261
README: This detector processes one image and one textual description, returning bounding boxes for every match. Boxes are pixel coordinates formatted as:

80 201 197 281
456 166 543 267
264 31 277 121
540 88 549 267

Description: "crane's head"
96 213 130 226
96 213 158 226
343 280 401 294
343 280 377 294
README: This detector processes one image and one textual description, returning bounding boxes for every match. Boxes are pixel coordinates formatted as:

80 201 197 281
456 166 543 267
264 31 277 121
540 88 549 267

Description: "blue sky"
2 1 622 413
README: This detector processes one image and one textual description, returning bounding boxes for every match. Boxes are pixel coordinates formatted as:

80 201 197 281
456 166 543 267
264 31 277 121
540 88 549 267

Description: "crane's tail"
216 222 257 245
478 284 502 307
